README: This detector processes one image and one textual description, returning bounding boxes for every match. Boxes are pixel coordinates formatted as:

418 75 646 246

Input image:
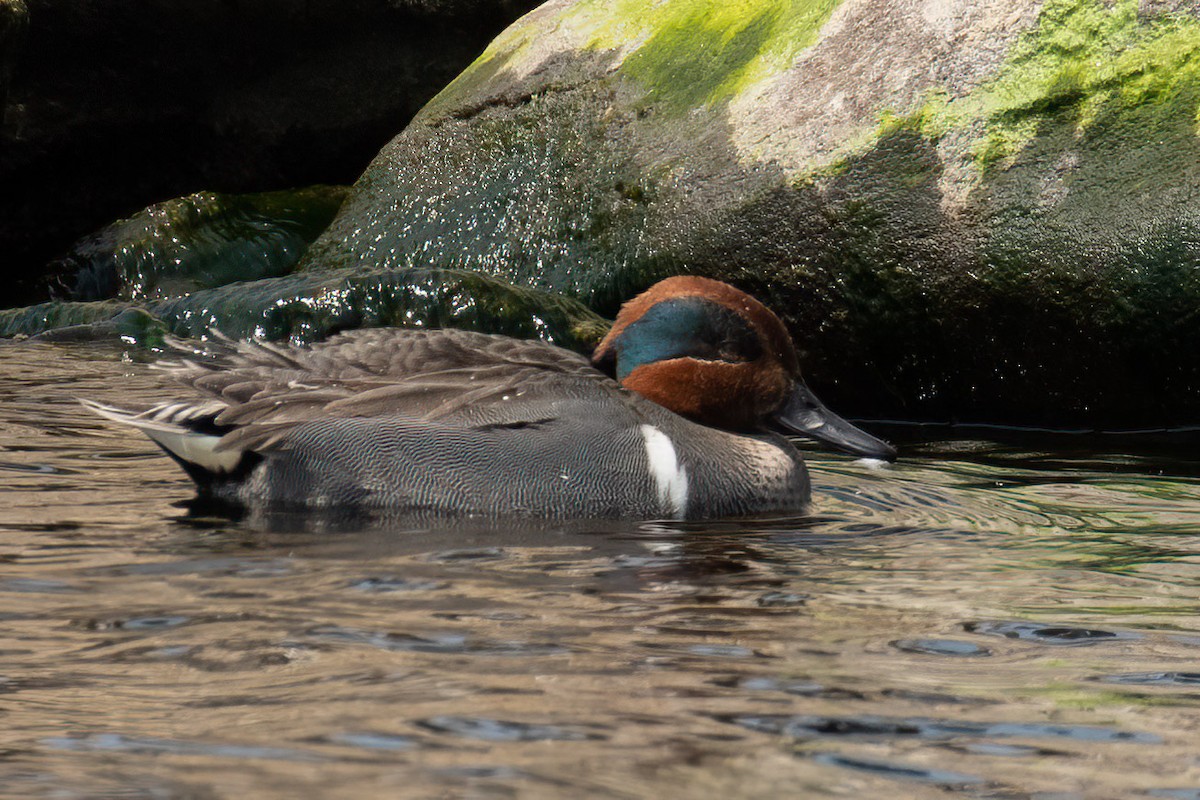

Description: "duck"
83 276 895 519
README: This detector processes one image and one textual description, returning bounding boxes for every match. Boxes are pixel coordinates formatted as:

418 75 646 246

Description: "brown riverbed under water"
2 341 1200 799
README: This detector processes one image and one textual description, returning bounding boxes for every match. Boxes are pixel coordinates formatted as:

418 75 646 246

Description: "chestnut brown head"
593 276 896 460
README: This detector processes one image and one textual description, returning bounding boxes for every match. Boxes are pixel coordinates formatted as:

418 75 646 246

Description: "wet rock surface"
46 186 350 302
0 266 608 351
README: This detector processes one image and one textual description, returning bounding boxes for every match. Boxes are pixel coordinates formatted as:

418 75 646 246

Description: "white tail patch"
81 400 243 474
639 424 689 519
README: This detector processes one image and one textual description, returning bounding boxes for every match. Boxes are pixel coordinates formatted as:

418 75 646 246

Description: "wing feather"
140 328 620 457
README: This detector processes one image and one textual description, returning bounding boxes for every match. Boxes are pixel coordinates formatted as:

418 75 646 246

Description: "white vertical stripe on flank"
639 424 689 519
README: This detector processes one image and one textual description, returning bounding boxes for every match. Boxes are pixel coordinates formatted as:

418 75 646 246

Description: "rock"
147 266 609 349
299 0 1200 427
0 268 609 351
29 307 168 347
0 0 542 307
47 185 350 302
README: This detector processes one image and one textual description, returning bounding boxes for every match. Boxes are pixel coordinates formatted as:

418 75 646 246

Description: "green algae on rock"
48 186 350 303
296 0 1200 428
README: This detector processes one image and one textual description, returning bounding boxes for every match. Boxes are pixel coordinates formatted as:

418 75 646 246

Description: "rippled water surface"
4 341 1200 799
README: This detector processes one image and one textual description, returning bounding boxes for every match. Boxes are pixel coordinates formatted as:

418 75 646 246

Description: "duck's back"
93 329 811 519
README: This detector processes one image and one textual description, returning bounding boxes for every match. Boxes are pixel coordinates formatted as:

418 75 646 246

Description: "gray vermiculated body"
226 393 809 519
144 329 811 519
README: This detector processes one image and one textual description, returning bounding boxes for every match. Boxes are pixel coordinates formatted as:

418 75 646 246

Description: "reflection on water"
3 340 1200 798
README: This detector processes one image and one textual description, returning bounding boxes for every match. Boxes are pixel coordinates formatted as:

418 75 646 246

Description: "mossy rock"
0 182 607 354
47 185 350 302
0 268 608 353
297 0 1200 427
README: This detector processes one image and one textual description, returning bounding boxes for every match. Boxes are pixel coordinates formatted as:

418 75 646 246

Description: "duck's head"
593 276 897 461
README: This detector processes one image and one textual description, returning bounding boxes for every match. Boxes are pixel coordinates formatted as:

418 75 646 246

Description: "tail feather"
80 399 246 478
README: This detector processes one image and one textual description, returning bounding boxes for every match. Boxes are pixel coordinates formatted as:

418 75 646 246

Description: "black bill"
771 383 897 462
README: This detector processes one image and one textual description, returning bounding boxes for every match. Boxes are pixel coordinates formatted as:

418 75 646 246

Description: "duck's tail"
80 399 252 486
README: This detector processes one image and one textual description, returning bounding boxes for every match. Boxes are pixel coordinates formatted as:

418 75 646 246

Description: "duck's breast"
637 403 811 518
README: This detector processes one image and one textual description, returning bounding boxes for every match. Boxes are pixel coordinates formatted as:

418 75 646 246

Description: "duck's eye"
715 328 762 362
610 297 763 378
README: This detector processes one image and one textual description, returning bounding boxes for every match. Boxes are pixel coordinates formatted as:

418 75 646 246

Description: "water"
4 340 1200 799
